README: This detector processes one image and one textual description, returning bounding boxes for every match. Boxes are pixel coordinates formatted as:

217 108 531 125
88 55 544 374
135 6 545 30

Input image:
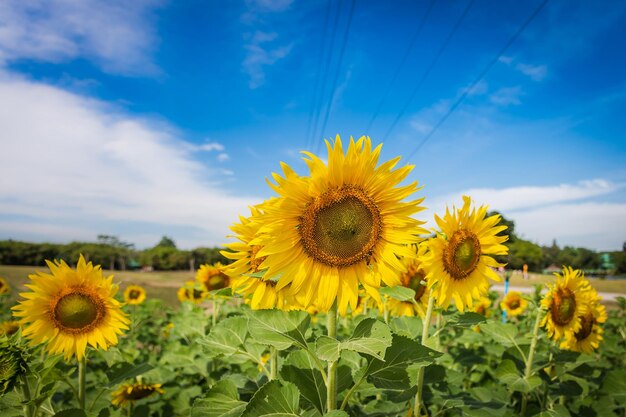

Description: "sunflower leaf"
191 380 246 417
280 350 326 414
241 380 300 417
495 359 542 393
446 312 486 328
246 309 310 351
479 321 519 347
316 336 341 362
105 362 154 387
340 318 392 361
378 286 416 302
52 409 87 417
197 316 249 357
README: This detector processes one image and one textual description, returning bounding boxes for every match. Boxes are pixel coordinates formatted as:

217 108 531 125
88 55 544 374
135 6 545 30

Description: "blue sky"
0 0 625 251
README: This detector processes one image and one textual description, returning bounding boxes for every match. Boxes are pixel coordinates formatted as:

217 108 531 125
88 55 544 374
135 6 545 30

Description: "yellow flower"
0 277 10 295
541 266 594 342
422 196 508 312
111 382 164 407
472 296 492 317
12 255 129 360
123 285 146 305
500 291 527 316
177 281 205 304
196 263 229 292
252 136 427 315
258 352 271 372
162 323 174 339
0 321 20 336
387 244 429 318
560 295 607 353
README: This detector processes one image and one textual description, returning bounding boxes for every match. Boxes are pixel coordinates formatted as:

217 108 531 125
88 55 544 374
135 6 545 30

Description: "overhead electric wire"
309 0 343 151
304 0 332 151
365 0 437 134
404 0 549 162
315 0 357 154
382 0 475 141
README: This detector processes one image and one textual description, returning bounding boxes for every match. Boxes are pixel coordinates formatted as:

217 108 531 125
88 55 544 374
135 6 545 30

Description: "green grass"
509 272 626 293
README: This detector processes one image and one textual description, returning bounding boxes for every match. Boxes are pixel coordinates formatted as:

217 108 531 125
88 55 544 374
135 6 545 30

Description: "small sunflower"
0 321 20 337
0 277 10 295
0 338 29 396
541 266 593 341
252 136 427 315
196 263 229 293
12 255 129 360
177 281 205 304
472 296 492 317
560 290 607 353
387 245 429 318
123 285 146 305
422 196 508 312
500 291 527 316
111 381 164 407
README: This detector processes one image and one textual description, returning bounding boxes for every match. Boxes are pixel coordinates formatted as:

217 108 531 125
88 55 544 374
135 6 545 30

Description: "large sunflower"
0 277 10 295
196 263 229 293
111 381 164 407
387 244 429 318
123 285 146 305
541 267 593 341
560 294 607 354
422 196 508 312
500 291 527 316
12 255 129 360
253 136 427 314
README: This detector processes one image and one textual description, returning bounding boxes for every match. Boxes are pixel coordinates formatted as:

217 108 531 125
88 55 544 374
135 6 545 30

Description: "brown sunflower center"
508 299 520 310
125 386 159 401
476 305 486 315
574 313 595 341
404 268 427 302
442 229 481 280
192 289 204 300
53 292 104 332
207 275 228 291
129 290 141 299
300 185 382 268
550 289 576 326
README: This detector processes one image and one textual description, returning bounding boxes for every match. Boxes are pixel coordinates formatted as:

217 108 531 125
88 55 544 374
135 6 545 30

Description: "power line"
315 0 357 154
304 0 332 152
365 0 437 134
404 0 549 162
309 0 343 151
382 0 475 141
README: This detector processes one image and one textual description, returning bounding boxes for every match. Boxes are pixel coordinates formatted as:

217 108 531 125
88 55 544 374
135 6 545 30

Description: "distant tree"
156 236 177 249
541 240 560 267
507 239 544 271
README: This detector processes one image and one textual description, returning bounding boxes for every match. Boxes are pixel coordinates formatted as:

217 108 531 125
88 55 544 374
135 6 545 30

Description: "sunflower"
0 321 20 337
0 277 10 295
541 266 593 341
422 196 508 312
471 296 492 317
252 136 427 314
0 338 29 396
177 281 205 304
500 291 527 316
387 244 429 318
111 381 164 407
196 263 229 293
560 295 607 354
12 255 129 360
123 285 146 305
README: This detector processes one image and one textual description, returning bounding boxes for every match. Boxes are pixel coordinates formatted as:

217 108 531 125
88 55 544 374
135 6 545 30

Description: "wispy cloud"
490 86 523 106
0 0 163 76
197 142 225 152
0 71 259 248
515 63 547 82
242 31 293 89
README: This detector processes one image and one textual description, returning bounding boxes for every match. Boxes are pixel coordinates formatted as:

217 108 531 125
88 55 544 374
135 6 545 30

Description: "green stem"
211 298 218 328
326 302 338 412
20 374 35 417
340 362 372 410
78 356 87 410
383 299 390 324
435 312 442 351
270 346 278 380
414 293 435 417
521 308 544 417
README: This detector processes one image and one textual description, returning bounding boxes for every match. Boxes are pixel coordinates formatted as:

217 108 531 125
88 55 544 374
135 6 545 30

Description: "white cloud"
217 153 230 162
490 86 523 106
242 31 293 89
0 0 162 76
197 142 225 152
0 72 260 248
423 180 625 251
515 63 547 82
245 0 293 12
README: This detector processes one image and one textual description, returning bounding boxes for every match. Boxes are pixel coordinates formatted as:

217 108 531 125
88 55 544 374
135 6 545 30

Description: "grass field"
1 265 624 307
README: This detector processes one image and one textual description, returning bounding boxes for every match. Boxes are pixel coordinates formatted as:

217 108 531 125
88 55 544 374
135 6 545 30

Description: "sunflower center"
405 269 427 302
207 275 227 290
476 305 486 315
574 313 595 341
509 299 520 310
550 289 576 326
192 289 204 299
443 230 481 280
300 185 382 268
129 290 140 299
54 293 102 330
126 386 158 401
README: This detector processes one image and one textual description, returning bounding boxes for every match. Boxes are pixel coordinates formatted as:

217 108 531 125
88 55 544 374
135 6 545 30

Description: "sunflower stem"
414 293 435 417
78 356 87 410
521 307 544 417
326 301 338 412
20 374 35 417
270 346 278 380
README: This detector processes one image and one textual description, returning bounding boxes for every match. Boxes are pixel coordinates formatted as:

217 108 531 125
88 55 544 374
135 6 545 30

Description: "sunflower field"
1 136 625 417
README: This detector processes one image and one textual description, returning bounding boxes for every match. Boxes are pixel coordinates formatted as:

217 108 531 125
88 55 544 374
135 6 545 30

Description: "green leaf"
316 336 341 362
364 334 441 391
191 380 246 417
210 287 233 297
247 309 310 350
389 316 422 339
242 380 300 417
281 350 326 414
324 412 349 417
379 286 416 301
495 359 542 393
105 362 154 387
480 322 520 347
53 410 88 417
532 404 571 417
198 316 248 357
446 312 486 327
341 318 392 360
600 369 626 402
